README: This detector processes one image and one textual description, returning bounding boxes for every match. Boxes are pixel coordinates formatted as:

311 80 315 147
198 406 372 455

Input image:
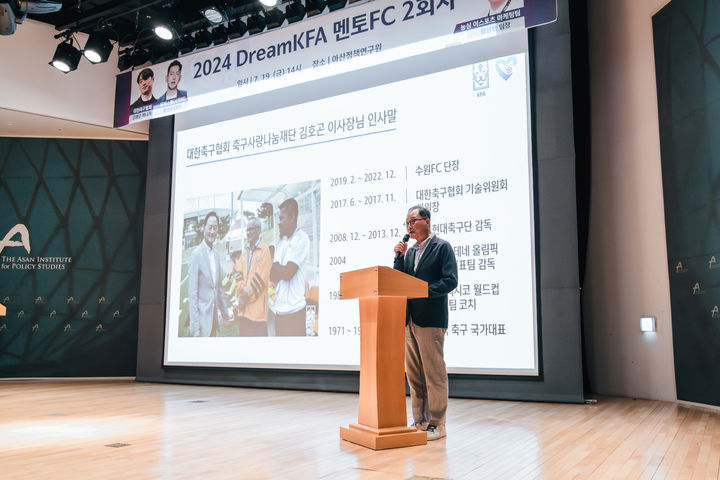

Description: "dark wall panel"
0 138 147 377
654 0 720 407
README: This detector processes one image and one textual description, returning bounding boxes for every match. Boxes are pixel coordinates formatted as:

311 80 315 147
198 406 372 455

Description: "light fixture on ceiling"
130 47 151 67
151 37 180 63
117 48 133 71
179 34 196 54
264 7 285 29
227 18 248 39
201 5 228 24
327 0 347 11
259 0 278 7
194 29 213 49
306 0 327 17
145 8 182 40
154 24 175 40
285 0 306 23
50 35 82 73
247 12 266 35
83 30 113 64
211 25 229 45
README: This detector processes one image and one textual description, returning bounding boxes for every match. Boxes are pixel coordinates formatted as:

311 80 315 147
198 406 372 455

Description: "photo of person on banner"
187 212 232 337
229 217 272 336
271 198 311 336
487 0 514 15
129 68 157 113
157 60 188 103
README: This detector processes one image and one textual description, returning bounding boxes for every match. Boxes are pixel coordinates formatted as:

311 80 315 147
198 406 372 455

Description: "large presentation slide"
164 30 537 374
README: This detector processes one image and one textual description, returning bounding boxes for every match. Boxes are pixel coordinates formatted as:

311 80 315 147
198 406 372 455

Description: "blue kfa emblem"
473 62 490 91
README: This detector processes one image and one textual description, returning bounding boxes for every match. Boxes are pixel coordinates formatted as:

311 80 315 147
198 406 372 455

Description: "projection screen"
164 26 538 375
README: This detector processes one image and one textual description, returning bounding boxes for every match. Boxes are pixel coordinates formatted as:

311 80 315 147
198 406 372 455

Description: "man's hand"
394 241 408 257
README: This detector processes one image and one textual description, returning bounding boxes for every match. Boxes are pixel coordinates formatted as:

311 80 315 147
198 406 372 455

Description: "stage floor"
0 379 718 479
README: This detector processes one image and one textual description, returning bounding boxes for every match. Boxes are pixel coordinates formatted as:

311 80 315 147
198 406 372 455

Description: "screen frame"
162 32 539 375
137 0 584 403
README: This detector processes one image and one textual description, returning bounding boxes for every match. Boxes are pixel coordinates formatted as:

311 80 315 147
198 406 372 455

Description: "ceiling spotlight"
211 25 228 45
117 49 133 71
50 39 81 73
259 0 278 6
327 0 347 11
306 0 327 17
201 5 228 24
83 30 113 64
285 0 306 23
144 8 182 40
227 18 247 39
154 24 174 40
179 34 196 54
131 47 151 67
194 29 212 49
151 37 180 63
264 8 284 29
247 12 266 35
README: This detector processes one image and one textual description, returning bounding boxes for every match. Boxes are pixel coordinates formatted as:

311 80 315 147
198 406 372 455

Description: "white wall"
0 19 147 138
585 0 676 401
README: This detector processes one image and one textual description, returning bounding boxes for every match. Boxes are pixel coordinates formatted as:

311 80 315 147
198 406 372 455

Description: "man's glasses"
403 218 427 227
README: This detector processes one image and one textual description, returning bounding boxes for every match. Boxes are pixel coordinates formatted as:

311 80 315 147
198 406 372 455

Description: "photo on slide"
178 179 321 338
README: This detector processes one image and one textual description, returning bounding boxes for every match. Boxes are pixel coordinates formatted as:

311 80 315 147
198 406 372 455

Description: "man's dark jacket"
393 235 458 328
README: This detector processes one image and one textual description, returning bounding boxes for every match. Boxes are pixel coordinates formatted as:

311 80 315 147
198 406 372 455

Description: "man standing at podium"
393 206 458 441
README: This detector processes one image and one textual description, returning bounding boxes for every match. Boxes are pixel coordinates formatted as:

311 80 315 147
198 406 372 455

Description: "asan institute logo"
0 224 31 256
709 256 720 270
0 224 72 270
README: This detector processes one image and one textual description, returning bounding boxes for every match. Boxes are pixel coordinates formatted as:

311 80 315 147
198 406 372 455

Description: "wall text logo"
0 224 31 255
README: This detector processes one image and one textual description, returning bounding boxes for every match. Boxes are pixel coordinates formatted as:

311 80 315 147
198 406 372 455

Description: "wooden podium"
339 266 428 450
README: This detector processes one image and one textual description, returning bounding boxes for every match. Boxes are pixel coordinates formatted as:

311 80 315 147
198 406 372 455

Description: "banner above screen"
113 0 556 127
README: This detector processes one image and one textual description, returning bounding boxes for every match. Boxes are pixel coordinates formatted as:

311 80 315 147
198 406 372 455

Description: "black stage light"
131 47 151 67
117 49 133 71
285 0 306 23
211 25 228 45
83 30 113 64
227 18 247 39
201 5 228 24
246 12 266 35
264 7 284 29
179 34 196 54
194 29 213 48
306 0 327 17
142 8 182 41
327 0 347 12
151 37 180 63
50 40 81 73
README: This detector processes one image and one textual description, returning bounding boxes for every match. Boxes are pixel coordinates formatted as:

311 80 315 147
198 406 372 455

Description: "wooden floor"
1 379 719 480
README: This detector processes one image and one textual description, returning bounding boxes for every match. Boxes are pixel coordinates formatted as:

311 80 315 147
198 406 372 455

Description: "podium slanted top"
339 266 427 299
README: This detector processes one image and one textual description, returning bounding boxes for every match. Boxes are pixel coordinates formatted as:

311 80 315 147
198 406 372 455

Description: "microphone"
394 234 411 261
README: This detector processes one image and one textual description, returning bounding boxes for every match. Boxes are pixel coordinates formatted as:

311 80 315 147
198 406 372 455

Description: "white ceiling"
0 107 148 140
